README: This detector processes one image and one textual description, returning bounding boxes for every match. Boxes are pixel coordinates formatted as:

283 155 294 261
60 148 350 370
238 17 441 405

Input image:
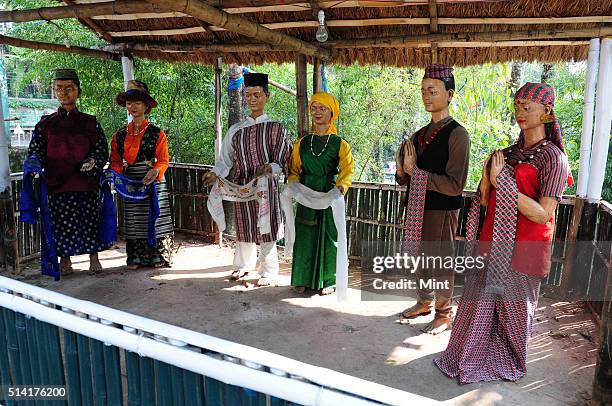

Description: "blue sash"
20 157 59 280
100 170 160 246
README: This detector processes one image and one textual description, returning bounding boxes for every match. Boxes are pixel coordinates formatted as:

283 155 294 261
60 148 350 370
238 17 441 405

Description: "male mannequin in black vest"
395 64 471 334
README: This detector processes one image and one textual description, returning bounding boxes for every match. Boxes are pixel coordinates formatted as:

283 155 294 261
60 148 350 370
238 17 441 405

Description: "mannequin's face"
245 86 268 115
515 99 549 131
421 78 453 113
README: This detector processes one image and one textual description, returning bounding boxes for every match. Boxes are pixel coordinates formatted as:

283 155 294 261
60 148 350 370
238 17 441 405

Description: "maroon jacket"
28 107 108 194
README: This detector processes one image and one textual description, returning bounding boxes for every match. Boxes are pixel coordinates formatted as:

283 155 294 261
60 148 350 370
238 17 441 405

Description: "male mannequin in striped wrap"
203 73 293 287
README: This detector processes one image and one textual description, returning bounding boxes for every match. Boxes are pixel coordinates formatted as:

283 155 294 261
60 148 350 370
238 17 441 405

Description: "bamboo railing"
6 164 611 298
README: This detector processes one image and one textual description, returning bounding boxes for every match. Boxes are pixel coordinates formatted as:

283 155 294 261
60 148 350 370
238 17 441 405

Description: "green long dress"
290 134 342 289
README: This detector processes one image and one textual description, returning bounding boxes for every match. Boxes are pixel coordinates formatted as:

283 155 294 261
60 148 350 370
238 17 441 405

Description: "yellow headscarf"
309 92 340 135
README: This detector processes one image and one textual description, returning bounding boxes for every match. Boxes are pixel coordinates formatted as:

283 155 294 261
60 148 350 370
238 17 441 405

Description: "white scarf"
280 182 348 301
207 176 271 235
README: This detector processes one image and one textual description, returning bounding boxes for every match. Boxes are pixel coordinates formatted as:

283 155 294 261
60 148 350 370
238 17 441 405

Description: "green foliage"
451 64 515 190
3 0 610 200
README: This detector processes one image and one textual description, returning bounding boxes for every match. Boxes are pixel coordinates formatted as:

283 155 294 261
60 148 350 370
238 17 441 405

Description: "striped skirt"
123 162 174 266
434 267 540 383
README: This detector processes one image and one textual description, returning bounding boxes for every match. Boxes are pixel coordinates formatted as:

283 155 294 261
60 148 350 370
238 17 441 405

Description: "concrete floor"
8 234 598 406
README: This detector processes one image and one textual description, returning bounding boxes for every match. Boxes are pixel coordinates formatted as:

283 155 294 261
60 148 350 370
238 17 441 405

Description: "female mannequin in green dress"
288 92 354 295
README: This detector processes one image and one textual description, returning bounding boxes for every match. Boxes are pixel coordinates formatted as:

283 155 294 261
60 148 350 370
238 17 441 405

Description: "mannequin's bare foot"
88 253 103 275
60 257 73 275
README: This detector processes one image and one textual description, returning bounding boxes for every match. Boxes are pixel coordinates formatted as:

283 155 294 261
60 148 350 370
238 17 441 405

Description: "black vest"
407 119 463 210
115 124 160 162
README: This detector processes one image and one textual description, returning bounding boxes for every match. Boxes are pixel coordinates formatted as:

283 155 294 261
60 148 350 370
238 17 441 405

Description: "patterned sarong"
280 182 348 301
434 165 540 383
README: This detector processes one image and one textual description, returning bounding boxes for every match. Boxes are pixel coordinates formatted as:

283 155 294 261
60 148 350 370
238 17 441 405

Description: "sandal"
230 270 249 281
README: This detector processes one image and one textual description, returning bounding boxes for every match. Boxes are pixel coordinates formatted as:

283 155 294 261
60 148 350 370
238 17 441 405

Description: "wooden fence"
6 163 612 301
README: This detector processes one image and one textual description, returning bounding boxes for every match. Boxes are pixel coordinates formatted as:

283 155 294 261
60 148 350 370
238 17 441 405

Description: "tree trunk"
227 64 244 127
509 62 525 124
541 63 555 83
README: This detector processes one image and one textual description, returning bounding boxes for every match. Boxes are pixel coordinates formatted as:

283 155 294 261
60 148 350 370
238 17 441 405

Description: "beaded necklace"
310 133 332 157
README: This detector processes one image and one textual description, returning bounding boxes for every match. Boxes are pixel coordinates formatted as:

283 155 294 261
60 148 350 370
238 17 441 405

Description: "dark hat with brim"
53 68 79 81
115 80 158 109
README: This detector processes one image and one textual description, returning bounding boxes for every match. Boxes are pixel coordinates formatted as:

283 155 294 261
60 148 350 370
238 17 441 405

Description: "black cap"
244 73 268 88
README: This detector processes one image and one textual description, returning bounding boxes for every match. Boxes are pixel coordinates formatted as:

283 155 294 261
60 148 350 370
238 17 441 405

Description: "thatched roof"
43 0 612 66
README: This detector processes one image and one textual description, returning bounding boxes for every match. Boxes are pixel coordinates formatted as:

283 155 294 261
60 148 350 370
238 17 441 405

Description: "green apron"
291 134 341 289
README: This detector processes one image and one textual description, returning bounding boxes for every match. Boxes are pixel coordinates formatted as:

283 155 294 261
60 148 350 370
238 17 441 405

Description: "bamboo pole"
295 53 309 139
577 38 600 197
586 37 612 202
0 34 121 60
145 0 331 61
104 42 295 53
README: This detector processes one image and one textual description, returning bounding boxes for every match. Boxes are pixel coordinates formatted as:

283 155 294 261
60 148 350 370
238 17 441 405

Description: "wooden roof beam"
0 34 121 60
327 26 612 48
146 0 331 60
0 1 175 23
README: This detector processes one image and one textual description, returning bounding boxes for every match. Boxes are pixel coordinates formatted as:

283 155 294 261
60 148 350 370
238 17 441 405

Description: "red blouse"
478 141 570 278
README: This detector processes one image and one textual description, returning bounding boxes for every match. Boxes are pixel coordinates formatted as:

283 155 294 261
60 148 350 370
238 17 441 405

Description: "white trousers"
233 241 279 278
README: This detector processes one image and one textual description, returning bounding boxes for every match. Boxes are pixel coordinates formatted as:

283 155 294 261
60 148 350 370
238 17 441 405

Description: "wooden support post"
592 248 612 405
592 37 612 406
312 58 325 93
295 53 309 139
214 57 222 246
560 198 585 297
429 0 439 63
0 191 19 274
214 57 223 162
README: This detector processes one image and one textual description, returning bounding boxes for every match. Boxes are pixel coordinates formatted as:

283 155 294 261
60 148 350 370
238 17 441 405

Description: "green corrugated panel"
76 333 93 405
102 342 122 405
242 388 267 406
182 370 204 406
271 398 299 406
204 376 224 406
124 350 141 406
33 319 50 387
139 356 155 406
0 308 13 386
14 313 33 388
170 365 185 405
62 329 82 406
39 318 65 406
0 308 16 406
89 338 107 406
224 383 242 405
154 360 173 406
24 315 41 390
